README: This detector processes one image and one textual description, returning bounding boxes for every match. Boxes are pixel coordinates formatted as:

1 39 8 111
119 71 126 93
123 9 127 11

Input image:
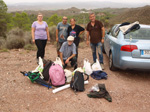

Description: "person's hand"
60 35 64 39
48 37 50 42
101 38 104 43
32 39 35 43
86 40 90 46
62 62 65 66
65 58 70 64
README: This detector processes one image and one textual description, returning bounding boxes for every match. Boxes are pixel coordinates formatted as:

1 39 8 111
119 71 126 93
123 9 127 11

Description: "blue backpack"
91 70 107 80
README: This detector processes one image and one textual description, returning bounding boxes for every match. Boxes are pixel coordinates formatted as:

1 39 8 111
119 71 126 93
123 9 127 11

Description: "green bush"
24 44 37 51
6 37 25 49
0 48 9 52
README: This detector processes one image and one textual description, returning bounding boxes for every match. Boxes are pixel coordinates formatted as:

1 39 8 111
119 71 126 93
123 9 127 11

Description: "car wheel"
109 52 116 71
102 43 106 54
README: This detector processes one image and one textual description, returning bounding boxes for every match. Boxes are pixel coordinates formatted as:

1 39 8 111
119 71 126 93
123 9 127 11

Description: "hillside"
109 5 150 25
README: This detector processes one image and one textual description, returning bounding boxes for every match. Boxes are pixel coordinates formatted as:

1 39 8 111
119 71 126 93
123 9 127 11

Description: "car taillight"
121 45 138 52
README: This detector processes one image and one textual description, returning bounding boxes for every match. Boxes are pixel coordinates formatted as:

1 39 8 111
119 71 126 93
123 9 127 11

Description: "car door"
104 25 118 57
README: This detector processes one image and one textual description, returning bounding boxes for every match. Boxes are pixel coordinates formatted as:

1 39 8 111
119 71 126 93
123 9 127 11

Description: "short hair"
62 16 67 20
89 12 95 16
70 18 76 22
37 12 43 16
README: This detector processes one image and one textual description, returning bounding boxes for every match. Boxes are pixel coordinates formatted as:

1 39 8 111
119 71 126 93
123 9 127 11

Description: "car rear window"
125 28 150 40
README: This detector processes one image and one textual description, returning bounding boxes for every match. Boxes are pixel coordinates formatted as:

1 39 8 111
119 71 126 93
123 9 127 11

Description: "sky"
3 0 150 4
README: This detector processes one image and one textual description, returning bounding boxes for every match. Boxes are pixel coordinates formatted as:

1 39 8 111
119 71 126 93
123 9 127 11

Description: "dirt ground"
0 43 150 112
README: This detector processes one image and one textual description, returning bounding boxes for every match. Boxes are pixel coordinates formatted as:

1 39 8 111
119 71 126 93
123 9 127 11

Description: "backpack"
91 70 107 80
20 71 52 88
49 63 66 87
70 71 89 92
42 60 53 81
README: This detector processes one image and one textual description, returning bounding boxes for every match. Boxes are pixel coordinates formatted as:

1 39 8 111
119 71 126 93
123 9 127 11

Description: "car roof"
116 24 150 28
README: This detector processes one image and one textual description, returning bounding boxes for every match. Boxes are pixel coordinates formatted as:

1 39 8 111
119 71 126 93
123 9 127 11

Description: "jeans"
90 42 103 64
35 39 47 59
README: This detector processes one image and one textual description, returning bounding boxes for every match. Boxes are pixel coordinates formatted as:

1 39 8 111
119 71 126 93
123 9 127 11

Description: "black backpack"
42 60 53 81
70 71 89 92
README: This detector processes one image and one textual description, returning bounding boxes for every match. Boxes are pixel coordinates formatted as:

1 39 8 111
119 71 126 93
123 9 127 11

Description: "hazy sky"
4 0 150 4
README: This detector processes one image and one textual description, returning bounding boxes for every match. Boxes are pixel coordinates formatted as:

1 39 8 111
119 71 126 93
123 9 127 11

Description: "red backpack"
49 63 65 87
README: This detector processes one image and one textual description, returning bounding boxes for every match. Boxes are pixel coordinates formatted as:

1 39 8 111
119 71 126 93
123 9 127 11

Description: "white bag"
92 59 102 71
32 57 44 79
54 57 63 68
83 58 93 75
64 69 72 83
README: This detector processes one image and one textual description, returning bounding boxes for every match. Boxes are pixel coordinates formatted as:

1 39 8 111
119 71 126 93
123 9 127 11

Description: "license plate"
141 50 150 55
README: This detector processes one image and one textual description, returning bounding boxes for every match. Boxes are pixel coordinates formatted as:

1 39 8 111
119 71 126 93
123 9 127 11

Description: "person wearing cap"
59 36 77 69
56 16 69 57
31 13 50 62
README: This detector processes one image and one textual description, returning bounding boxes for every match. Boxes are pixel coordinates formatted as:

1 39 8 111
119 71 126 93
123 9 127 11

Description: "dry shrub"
24 32 32 44
6 28 32 49
0 38 6 49
6 37 25 49
7 27 24 37
49 26 56 44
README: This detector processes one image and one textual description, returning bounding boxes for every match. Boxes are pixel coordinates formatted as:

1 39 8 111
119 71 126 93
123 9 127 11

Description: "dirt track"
0 43 150 112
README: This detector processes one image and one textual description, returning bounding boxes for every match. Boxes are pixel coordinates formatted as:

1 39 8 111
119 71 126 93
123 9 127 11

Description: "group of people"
31 13 105 70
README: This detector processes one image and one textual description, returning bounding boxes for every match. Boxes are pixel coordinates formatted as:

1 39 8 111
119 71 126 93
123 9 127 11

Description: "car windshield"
125 28 150 40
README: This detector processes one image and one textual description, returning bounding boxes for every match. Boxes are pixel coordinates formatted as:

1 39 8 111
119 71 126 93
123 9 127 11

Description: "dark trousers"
76 46 78 59
63 57 77 69
35 39 47 59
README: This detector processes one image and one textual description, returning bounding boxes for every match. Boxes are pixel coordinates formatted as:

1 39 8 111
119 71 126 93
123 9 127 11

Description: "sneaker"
100 64 104 70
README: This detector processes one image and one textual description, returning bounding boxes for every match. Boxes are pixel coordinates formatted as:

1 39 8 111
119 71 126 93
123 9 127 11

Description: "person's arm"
56 29 58 42
65 54 76 64
31 27 35 43
46 27 50 41
101 27 105 43
79 30 85 37
59 52 64 66
86 30 90 45
65 44 76 64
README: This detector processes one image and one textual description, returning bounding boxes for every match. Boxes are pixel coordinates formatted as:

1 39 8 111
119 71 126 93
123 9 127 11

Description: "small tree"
47 14 62 26
13 12 31 30
0 0 8 37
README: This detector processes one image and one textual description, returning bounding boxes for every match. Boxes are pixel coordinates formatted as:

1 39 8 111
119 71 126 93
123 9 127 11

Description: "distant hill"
13 7 82 17
93 8 130 15
109 5 150 25
11 7 130 18
7 1 150 12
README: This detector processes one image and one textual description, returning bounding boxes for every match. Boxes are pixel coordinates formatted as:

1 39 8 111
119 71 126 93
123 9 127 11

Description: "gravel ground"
0 43 150 112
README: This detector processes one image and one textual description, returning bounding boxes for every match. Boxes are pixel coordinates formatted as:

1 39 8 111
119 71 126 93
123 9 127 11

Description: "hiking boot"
100 64 104 70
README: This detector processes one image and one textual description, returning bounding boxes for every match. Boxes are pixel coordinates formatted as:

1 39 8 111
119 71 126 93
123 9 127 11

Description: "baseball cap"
67 36 74 41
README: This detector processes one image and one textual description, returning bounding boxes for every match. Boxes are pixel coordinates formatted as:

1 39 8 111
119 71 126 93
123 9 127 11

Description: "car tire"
109 52 116 71
102 43 106 54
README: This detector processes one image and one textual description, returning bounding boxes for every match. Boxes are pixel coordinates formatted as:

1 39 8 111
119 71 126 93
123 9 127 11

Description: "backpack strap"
84 73 89 81
28 72 40 83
